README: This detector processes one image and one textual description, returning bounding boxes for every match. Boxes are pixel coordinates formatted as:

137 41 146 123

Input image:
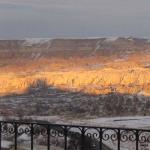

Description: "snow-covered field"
74 116 150 129
23 115 150 129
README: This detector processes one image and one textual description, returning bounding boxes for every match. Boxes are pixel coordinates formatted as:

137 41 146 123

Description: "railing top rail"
0 120 150 132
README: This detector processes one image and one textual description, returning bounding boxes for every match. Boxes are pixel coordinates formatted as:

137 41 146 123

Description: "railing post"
136 130 139 150
0 122 1 150
99 128 102 150
31 124 34 150
14 122 18 150
47 125 50 150
64 126 68 150
81 127 85 150
117 129 120 150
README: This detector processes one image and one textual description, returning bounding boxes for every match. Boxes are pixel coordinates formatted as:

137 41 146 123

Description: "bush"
27 79 48 93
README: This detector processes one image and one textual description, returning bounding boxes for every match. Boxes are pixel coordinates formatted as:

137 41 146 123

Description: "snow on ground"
1 115 150 129
2 140 13 149
104 37 119 42
18 133 30 142
72 116 150 129
23 38 51 46
146 39 150 43
94 40 101 52
25 116 150 129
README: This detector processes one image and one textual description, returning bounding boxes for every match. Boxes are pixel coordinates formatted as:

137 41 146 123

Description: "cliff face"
0 37 150 95
0 68 150 96
0 37 150 58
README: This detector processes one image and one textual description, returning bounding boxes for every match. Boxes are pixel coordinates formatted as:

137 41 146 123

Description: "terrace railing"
0 120 150 150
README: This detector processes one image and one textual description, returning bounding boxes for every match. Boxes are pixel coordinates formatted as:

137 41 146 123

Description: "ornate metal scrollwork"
84 128 100 140
139 131 150 143
1 123 15 137
67 127 82 139
120 130 136 142
102 129 118 141
33 124 47 136
17 123 30 135
50 126 64 137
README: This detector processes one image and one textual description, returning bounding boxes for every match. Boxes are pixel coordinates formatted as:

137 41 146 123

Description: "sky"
0 0 150 39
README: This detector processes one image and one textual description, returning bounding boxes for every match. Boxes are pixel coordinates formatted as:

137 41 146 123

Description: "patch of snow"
46 39 53 48
91 40 102 55
74 116 150 129
127 38 134 41
18 133 30 141
114 58 126 62
30 52 41 59
35 52 41 59
22 115 150 129
2 140 13 149
23 38 51 46
105 37 119 42
86 37 102 39
95 40 101 50
146 39 150 43
54 37 102 39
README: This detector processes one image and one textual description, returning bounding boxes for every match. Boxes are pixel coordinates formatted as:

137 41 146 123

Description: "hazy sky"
0 0 150 39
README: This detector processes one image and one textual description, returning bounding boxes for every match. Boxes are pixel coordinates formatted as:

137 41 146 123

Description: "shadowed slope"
0 79 149 118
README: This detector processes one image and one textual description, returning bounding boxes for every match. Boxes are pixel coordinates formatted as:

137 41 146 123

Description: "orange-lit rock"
0 38 150 96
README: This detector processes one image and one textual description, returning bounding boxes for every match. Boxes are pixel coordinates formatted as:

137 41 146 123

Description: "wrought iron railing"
0 120 150 150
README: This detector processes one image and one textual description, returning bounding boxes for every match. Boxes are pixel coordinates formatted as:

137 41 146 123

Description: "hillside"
0 37 150 96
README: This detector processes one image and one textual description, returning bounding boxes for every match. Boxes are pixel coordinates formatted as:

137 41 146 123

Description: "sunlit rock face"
0 37 150 96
